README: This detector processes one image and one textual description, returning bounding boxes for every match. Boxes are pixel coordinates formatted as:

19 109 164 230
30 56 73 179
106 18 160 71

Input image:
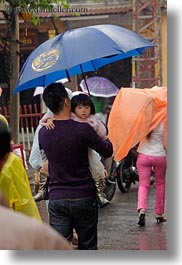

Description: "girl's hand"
45 118 55 130
88 120 98 131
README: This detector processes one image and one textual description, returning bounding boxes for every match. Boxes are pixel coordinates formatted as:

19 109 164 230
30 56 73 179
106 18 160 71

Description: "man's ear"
0 153 9 173
65 98 71 107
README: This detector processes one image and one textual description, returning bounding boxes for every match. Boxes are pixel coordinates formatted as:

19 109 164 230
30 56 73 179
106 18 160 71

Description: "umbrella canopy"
108 86 167 162
13 24 154 94
79 76 119 98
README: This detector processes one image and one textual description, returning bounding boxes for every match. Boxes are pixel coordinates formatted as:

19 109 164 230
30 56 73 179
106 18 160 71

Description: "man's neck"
53 111 71 121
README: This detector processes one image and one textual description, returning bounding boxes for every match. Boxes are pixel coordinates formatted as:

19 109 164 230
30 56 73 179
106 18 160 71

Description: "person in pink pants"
136 121 167 226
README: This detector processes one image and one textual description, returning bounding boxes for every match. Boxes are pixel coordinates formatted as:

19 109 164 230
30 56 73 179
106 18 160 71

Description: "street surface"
28 168 167 250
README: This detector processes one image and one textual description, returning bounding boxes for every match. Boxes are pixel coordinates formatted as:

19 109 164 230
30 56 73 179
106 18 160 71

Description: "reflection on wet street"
98 184 167 250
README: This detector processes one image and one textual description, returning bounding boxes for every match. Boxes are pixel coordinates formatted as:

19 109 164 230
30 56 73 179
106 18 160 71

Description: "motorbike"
106 146 155 195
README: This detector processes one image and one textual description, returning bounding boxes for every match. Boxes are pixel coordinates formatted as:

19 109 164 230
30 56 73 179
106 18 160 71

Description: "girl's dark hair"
43 83 69 114
71 94 95 115
0 119 11 160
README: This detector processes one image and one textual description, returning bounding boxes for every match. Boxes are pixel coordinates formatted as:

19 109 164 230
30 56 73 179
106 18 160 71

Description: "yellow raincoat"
0 153 41 221
108 86 167 162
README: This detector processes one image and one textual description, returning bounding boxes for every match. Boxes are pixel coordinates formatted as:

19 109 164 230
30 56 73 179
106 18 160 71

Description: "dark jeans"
48 196 98 250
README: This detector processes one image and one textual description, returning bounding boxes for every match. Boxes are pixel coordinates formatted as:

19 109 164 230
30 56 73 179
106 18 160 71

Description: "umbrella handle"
80 65 91 97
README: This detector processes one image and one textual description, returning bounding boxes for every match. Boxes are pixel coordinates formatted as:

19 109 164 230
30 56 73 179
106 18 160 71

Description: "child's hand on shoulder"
45 117 55 130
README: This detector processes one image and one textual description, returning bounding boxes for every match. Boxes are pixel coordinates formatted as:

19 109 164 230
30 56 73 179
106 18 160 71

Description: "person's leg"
33 169 49 202
48 199 73 242
153 156 167 216
88 149 110 207
72 197 98 250
94 178 110 207
136 153 152 212
104 156 113 176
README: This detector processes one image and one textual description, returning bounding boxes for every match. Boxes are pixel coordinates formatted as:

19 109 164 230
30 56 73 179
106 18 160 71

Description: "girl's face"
75 104 91 119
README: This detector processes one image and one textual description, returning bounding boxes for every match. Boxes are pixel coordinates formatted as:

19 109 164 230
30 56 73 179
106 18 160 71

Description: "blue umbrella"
13 24 154 94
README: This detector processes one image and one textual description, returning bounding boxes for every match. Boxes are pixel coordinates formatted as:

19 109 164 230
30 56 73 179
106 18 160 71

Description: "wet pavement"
28 168 167 250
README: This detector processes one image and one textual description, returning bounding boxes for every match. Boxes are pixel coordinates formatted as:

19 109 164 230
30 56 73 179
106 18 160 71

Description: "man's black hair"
0 119 11 160
43 83 69 114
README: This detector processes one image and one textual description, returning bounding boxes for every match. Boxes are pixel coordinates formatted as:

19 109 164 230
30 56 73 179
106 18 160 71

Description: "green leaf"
31 15 40 25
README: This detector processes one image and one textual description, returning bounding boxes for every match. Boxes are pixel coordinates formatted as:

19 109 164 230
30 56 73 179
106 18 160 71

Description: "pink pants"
136 153 167 214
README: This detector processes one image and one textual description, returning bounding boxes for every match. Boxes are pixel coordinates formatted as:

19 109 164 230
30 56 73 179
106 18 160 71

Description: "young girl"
41 93 110 207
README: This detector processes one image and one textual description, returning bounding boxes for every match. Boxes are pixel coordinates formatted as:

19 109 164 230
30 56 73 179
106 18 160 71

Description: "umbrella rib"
90 60 97 72
66 69 71 82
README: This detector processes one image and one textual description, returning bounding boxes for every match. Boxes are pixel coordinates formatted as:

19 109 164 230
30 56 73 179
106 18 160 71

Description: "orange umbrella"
108 86 167 162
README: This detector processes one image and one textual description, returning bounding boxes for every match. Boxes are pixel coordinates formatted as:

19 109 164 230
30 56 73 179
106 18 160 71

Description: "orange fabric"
108 86 167 162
